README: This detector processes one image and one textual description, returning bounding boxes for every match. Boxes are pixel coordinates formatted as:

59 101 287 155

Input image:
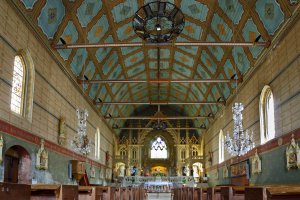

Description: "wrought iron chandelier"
132 1 185 43
224 103 255 156
72 108 91 155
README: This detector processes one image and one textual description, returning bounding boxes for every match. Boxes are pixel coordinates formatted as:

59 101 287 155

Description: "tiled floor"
147 193 172 200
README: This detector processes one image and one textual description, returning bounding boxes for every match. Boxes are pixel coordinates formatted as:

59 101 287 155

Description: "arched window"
181 149 186 162
150 137 167 159
120 147 126 157
132 148 137 160
260 85 275 144
95 128 101 160
192 147 198 157
10 50 35 121
11 55 25 115
219 130 224 163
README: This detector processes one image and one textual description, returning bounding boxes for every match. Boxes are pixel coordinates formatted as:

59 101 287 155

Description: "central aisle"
147 193 172 200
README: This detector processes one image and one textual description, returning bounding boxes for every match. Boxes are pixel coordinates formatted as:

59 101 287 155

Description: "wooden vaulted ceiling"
14 0 299 135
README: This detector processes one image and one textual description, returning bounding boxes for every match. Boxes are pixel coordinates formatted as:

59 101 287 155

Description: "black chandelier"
132 1 185 43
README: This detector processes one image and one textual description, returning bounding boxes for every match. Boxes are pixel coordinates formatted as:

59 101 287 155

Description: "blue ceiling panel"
70 48 88 76
111 0 138 23
57 21 78 60
77 0 102 27
255 0 284 35
211 13 233 41
37 0 65 39
87 15 109 43
180 0 209 22
218 0 243 25
232 47 250 75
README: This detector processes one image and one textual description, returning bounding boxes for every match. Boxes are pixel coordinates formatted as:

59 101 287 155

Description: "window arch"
219 130 224 163
260 85 275 144
10 50 35 121
95 128 101 160
192 147 198 157
150 137 167 159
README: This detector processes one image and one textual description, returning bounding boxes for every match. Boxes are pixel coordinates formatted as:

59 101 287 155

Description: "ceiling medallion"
132 1 185 43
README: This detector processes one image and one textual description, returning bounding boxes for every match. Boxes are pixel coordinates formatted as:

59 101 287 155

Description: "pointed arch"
150 136 168 159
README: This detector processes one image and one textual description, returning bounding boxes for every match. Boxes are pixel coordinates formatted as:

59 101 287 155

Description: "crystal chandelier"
225 103 255 156
72 108 91 155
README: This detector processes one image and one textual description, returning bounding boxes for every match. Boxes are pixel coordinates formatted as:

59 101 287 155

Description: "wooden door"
4 155 19 183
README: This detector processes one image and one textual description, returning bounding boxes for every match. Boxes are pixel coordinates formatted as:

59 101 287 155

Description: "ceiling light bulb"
156 24 161 31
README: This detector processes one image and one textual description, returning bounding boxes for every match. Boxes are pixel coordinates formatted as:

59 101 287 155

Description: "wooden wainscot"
0 182 31 199
207 186 221 200
286 134 300 170
72 160 86 182
31 184 78 200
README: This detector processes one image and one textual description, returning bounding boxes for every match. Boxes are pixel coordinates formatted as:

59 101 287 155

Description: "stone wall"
204 13 300 185
0 0 114 184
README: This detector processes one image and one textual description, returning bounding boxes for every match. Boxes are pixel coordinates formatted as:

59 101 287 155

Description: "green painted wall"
207 140 300 186
0 132 110 185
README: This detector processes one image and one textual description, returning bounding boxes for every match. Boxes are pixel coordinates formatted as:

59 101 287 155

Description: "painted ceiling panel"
218 0 243 25
124 52 144 67
70 49 88 76
200 50 218 75
255 0 284 35
173 63 192 77
17 0 298 134
102 51 118 76
206 34 224 62
211 13 233 41
111 0 138 23
174 51 194 67
21 0 37 9
77 0 102 27
180 0 209 22
57 21 78 61
242 18 264 59
87 15 109 43
232 47 250 75
37 0 65 39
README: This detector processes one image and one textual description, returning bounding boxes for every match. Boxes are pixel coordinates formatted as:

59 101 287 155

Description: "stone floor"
147 193 172 200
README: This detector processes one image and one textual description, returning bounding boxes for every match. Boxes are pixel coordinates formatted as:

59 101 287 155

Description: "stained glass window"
11 55 25 114
151 137 167 159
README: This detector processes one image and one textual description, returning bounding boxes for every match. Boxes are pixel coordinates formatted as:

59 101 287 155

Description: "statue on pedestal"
36 139 48 170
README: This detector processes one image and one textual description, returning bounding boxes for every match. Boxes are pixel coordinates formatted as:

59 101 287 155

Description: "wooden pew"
0 182 31 200
245 186 300 200
221 186 245 200
193 187 207 200
31 184 78 200
207 187 221 200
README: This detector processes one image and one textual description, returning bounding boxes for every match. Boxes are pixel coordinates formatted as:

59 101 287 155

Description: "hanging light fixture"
224 103 255 157
132 1 185 43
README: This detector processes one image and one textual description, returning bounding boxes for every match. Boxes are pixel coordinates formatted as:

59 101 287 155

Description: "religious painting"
230 160 249 177
286 135 300 170
251 150 262 174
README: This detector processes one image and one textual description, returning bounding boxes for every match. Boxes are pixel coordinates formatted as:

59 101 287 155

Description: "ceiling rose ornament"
132 1 185 43
225 103 255 157
72 108 91 155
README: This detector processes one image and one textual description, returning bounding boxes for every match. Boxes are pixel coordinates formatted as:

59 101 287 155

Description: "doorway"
4 145 31 184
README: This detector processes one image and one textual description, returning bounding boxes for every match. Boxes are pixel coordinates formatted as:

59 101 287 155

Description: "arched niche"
4 145 31 184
